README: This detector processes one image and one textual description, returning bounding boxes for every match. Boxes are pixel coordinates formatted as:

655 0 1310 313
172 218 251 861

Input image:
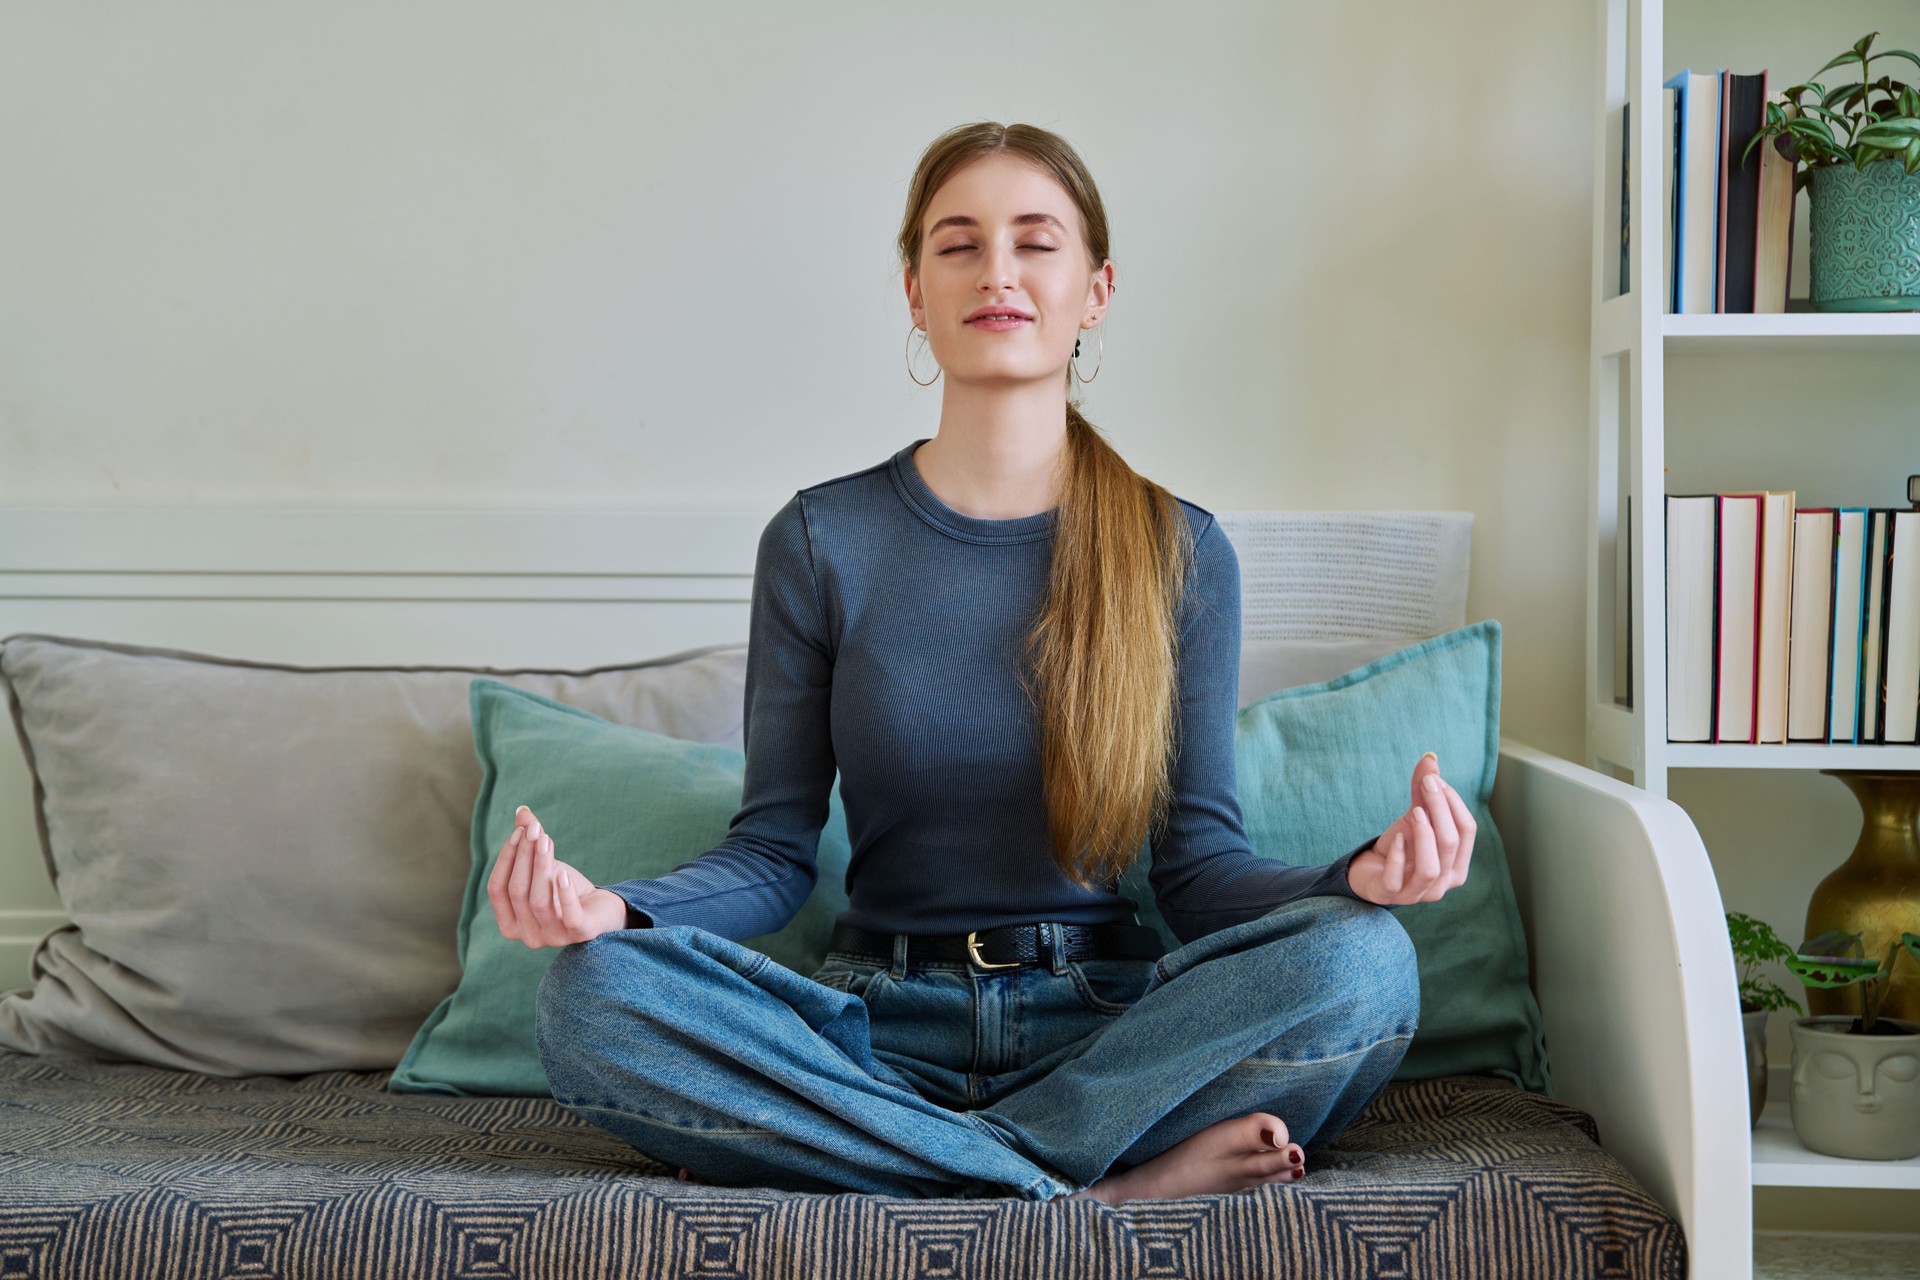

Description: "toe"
1250 1112 1290 1151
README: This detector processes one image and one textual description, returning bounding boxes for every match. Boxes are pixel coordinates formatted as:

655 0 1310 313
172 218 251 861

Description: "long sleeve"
602 495 836 938
1146 516 1393 946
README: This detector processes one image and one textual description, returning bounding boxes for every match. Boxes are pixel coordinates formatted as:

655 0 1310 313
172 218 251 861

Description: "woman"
491 121 1474 1205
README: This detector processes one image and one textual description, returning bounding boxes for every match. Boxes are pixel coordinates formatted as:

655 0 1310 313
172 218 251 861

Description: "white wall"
0 0 1598 765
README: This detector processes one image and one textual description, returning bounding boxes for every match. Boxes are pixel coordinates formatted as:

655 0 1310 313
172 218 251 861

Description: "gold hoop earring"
906 325 941 386
1071 325 1103 383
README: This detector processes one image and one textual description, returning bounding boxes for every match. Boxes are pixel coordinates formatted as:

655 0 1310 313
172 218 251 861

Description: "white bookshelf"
1586 0 1920 1272
1754 1067 1920 1189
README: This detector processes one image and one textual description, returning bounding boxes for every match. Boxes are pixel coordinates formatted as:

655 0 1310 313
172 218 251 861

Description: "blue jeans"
534 894 1419 1201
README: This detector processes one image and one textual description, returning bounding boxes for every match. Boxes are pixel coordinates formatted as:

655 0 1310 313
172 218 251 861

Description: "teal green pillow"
1119 620 1550 1094
389 678 852 1096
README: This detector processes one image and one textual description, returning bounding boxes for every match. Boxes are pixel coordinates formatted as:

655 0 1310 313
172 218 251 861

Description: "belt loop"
890 931 910 979
1046 923 1070 975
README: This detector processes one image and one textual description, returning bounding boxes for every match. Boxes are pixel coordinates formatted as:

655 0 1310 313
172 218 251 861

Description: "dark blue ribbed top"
605 438 1374 946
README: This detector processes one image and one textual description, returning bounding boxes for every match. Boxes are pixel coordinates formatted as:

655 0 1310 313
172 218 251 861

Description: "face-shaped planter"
1788 1015 1920 1160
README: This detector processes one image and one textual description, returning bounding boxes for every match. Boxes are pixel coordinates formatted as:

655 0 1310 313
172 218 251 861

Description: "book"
1715 492 1762 741
1621 100 1632 297
1829 508 1869 742
1666 69 1724 314
1666 495 1718 741
1787 507 1835 741
1754 490 1796 742
1884 510 1920 743
1663 88 1679 312
1605 102 1629 298
1753 91 1797 312
1863 509 1891 741
1718 71 1769 312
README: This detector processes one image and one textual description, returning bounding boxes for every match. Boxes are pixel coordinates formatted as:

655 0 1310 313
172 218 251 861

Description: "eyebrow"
927 212 1068 236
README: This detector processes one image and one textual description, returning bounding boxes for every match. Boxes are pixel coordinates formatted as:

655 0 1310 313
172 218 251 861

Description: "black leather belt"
828 921 1166 971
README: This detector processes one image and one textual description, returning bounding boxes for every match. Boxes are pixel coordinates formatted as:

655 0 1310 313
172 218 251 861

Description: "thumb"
1411 751 1438 806
554 858 593 902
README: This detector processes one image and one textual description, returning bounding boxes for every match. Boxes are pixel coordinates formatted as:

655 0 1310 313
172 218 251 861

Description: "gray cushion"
0 632 752 1076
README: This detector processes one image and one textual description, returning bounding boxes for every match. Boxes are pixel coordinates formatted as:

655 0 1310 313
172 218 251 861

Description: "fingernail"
509 829 521 844
1424 774 1441 793
1422 752 1436 764
1415 807 1429 823
516 805 529 816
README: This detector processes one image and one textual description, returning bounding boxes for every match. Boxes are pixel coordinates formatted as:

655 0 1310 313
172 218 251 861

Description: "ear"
1086 261 1116 320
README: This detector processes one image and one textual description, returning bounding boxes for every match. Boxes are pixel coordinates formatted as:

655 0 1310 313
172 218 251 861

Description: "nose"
977 244 1017 291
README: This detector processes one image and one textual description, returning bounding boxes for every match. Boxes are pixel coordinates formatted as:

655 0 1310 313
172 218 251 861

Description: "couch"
0 505 1741 1279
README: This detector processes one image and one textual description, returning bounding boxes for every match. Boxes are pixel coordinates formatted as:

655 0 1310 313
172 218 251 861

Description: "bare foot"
675 1167 711 1186
1065 1113 1304 1205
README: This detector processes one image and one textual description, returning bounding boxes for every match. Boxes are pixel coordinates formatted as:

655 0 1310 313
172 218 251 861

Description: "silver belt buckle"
966 930 1022 971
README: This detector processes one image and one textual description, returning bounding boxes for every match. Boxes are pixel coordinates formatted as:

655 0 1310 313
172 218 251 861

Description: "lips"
965 305 1034 322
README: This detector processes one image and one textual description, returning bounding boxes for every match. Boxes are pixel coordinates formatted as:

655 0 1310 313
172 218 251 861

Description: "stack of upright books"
1666 494 1920 744
1663 68 1798 313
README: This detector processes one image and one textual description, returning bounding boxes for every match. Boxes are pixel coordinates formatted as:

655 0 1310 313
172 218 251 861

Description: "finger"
1387 828 1407 895
489 826 524 934
1412 806 1441 897
1421 772 1460 878
1442 783 1476 887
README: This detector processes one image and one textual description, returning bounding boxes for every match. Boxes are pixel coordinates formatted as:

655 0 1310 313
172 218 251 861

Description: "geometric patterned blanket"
0 1050 1684 1279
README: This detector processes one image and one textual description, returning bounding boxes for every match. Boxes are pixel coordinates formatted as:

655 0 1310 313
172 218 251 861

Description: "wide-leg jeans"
534 894 1420 1201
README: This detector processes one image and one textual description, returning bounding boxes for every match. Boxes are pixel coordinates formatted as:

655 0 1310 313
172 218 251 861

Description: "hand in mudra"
1345 752 1475 906
487 805 626 947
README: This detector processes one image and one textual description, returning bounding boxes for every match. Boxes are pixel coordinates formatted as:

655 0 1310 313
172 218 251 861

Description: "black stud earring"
1073 337 1081 358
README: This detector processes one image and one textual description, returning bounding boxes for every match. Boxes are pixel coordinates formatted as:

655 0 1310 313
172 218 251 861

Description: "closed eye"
939 245 1057 254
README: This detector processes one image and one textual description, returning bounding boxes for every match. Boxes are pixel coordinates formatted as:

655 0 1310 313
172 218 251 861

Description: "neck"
920 390 1071 521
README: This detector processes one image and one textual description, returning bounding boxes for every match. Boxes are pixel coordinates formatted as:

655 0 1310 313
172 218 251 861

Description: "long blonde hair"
896 122 1198 892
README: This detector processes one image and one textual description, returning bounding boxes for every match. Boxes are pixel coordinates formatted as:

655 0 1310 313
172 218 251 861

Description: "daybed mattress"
0 1049 1683 1279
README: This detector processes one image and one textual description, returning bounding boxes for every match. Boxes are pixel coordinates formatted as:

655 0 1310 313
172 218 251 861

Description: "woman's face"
906 153 1113 387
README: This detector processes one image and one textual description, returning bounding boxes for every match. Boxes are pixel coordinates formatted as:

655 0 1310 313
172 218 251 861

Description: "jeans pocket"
811 954 886 999
1065 957 1155 1017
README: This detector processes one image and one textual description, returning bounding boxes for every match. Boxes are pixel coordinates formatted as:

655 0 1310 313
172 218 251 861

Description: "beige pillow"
0 632 750 1076
1238 637 1425 707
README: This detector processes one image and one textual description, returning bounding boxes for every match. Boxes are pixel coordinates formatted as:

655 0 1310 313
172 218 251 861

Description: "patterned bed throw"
0 1050 1683 1279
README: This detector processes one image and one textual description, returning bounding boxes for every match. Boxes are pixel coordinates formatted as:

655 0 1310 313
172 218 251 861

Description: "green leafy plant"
1727 911 1805 1015
1740 31 1920 190
1787 928 1920 1032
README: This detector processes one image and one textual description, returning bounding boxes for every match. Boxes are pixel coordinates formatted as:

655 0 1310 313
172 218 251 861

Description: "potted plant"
1783 928 1920 1159
1727 912 1803 1128
1741 30 1920 311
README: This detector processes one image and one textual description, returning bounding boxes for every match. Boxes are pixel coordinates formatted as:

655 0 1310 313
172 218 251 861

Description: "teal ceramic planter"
1808 159 1920 312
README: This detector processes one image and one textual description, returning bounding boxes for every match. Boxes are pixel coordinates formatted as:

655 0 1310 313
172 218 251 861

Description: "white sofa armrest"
1491 736 1746 1280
